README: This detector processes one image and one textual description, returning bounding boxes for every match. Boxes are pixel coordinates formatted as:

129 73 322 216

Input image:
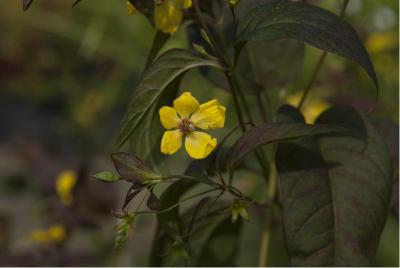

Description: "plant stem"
229 74 270 178
297 51 327 109
258 161 278 267
256 91 269 123
297 0 350 109
137 188 220 215
164 174 219 187
193 7 277 265
226 73 247 132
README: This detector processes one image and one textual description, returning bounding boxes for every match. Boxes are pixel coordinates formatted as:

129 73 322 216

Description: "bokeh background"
0 0 398 266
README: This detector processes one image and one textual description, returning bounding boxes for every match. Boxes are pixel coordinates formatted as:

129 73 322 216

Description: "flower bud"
231 199 249 222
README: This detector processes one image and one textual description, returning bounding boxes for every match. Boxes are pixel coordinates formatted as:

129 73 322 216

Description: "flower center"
178 118 195 134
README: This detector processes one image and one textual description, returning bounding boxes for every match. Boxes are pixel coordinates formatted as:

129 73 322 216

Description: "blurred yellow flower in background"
29 224 67 245
366 31 397 54
47 224 67 242
285 92 330 124
159 92 225 159
56 170 77 206
73 90 103 128
30 229 49 244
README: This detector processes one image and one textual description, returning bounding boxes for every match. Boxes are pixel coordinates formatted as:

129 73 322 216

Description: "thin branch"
297 0 350 109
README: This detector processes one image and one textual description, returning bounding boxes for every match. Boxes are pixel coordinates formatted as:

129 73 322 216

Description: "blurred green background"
0 0 398 266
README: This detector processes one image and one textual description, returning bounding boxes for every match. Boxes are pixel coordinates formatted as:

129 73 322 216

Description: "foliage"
20 0 397 267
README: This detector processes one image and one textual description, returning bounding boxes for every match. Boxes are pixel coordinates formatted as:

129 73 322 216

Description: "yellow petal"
155 0 183 34
285 92 330 123
56 170 77 206
174 0 192 9
48 224 67 242
173 92 199 119
161 130 183 155
303 101 330 124
30 229 50 244
366 31 398 54
159 106 180 129
185 131 217 159
190 99 226 130
126 1 139 15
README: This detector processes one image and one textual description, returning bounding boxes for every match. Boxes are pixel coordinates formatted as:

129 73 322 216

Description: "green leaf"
189 213 242 266
235 40 305 93
128 76 181 170
147 190 161 211
149 180 197 266
122 185 144 212
72 0 83 7
149 158 215 266
128 0 154 24
276 105 392 266
93 171 120 182
227 122 344 170
157 180 198 235
115 48 223 148
111 152 161 182
237 0 378 89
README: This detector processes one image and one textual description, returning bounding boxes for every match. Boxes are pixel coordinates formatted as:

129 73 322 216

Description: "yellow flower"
286 92 330 124
30 229 50 244
126 1 139 15
56 170 77 206
366 31 397 54
29 224 67 245
155 0 192 34
47 224 67 242
159 92 226 159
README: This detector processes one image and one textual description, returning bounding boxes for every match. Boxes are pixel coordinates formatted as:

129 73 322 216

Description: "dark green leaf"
93 171 120 182
149 179 197 266
189 213 242 266
235 40 305 93
72 0 83 8
111 152 149 182
149 160 213 266
128 0 154 24
227 122 344 169
111 152 160 182
187 197 210 235
23 0 34 11
276 105 392 266
237 0 378 89
128 76 181 170
147 190 161 211
122 186 143 212
157 180 198 235
391 181 399 221
115 48 223 148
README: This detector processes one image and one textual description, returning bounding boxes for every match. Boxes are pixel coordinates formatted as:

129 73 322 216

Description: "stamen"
178 118 194 134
